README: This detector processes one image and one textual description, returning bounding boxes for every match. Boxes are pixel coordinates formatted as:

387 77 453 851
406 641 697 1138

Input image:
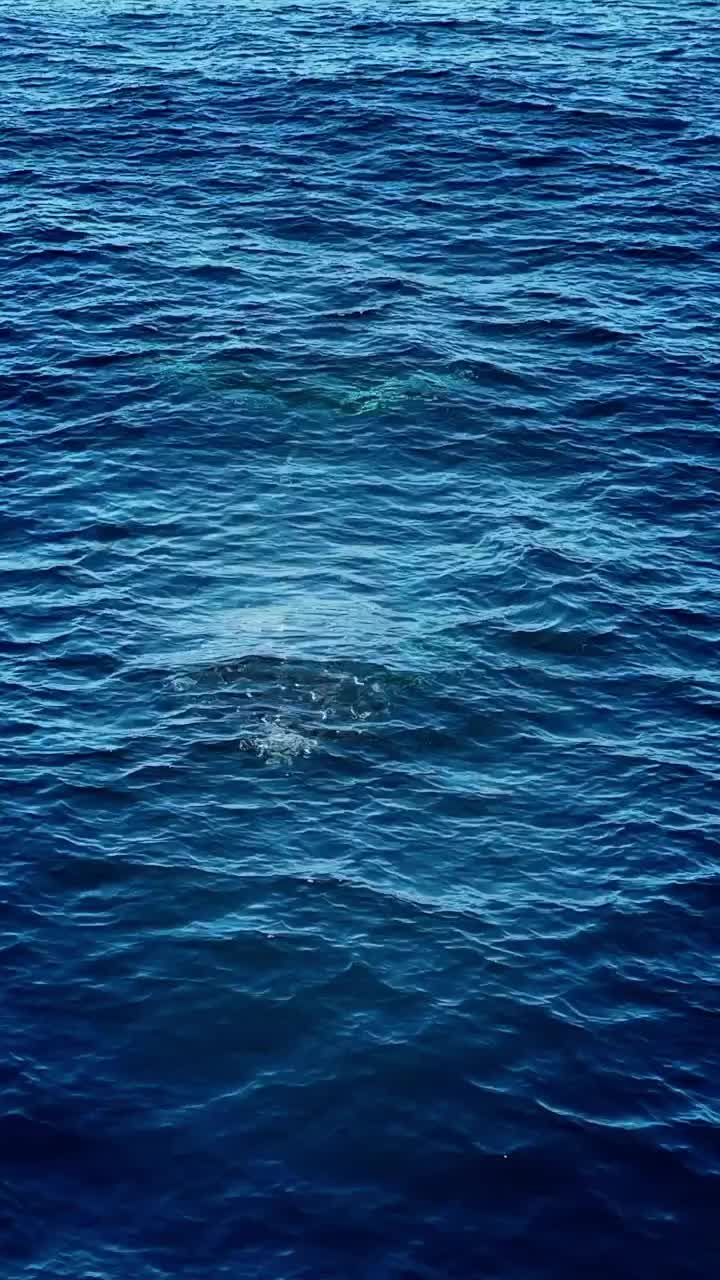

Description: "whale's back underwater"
167 654 403 764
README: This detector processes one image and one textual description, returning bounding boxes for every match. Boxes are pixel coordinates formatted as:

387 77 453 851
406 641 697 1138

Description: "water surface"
2 2 719 1278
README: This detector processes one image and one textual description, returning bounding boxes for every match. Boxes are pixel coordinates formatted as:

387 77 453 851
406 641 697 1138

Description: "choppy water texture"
3 1 720 1277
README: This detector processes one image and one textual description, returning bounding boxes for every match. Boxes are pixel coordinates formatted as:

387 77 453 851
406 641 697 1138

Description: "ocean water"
2 1 719 1276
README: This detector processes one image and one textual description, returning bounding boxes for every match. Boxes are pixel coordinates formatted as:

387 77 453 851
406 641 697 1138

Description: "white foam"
249 717 317 765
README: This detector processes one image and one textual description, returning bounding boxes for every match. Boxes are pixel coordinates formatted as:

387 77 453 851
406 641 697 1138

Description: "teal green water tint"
2 2 719 1278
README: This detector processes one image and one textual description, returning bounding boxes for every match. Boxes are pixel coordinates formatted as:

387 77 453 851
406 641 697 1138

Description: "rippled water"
3 2 719 1277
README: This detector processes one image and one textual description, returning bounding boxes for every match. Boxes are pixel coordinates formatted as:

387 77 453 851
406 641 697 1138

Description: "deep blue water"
2 1 719 1276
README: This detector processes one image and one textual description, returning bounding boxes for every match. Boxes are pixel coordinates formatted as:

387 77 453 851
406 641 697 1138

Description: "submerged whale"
167 654 403 764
